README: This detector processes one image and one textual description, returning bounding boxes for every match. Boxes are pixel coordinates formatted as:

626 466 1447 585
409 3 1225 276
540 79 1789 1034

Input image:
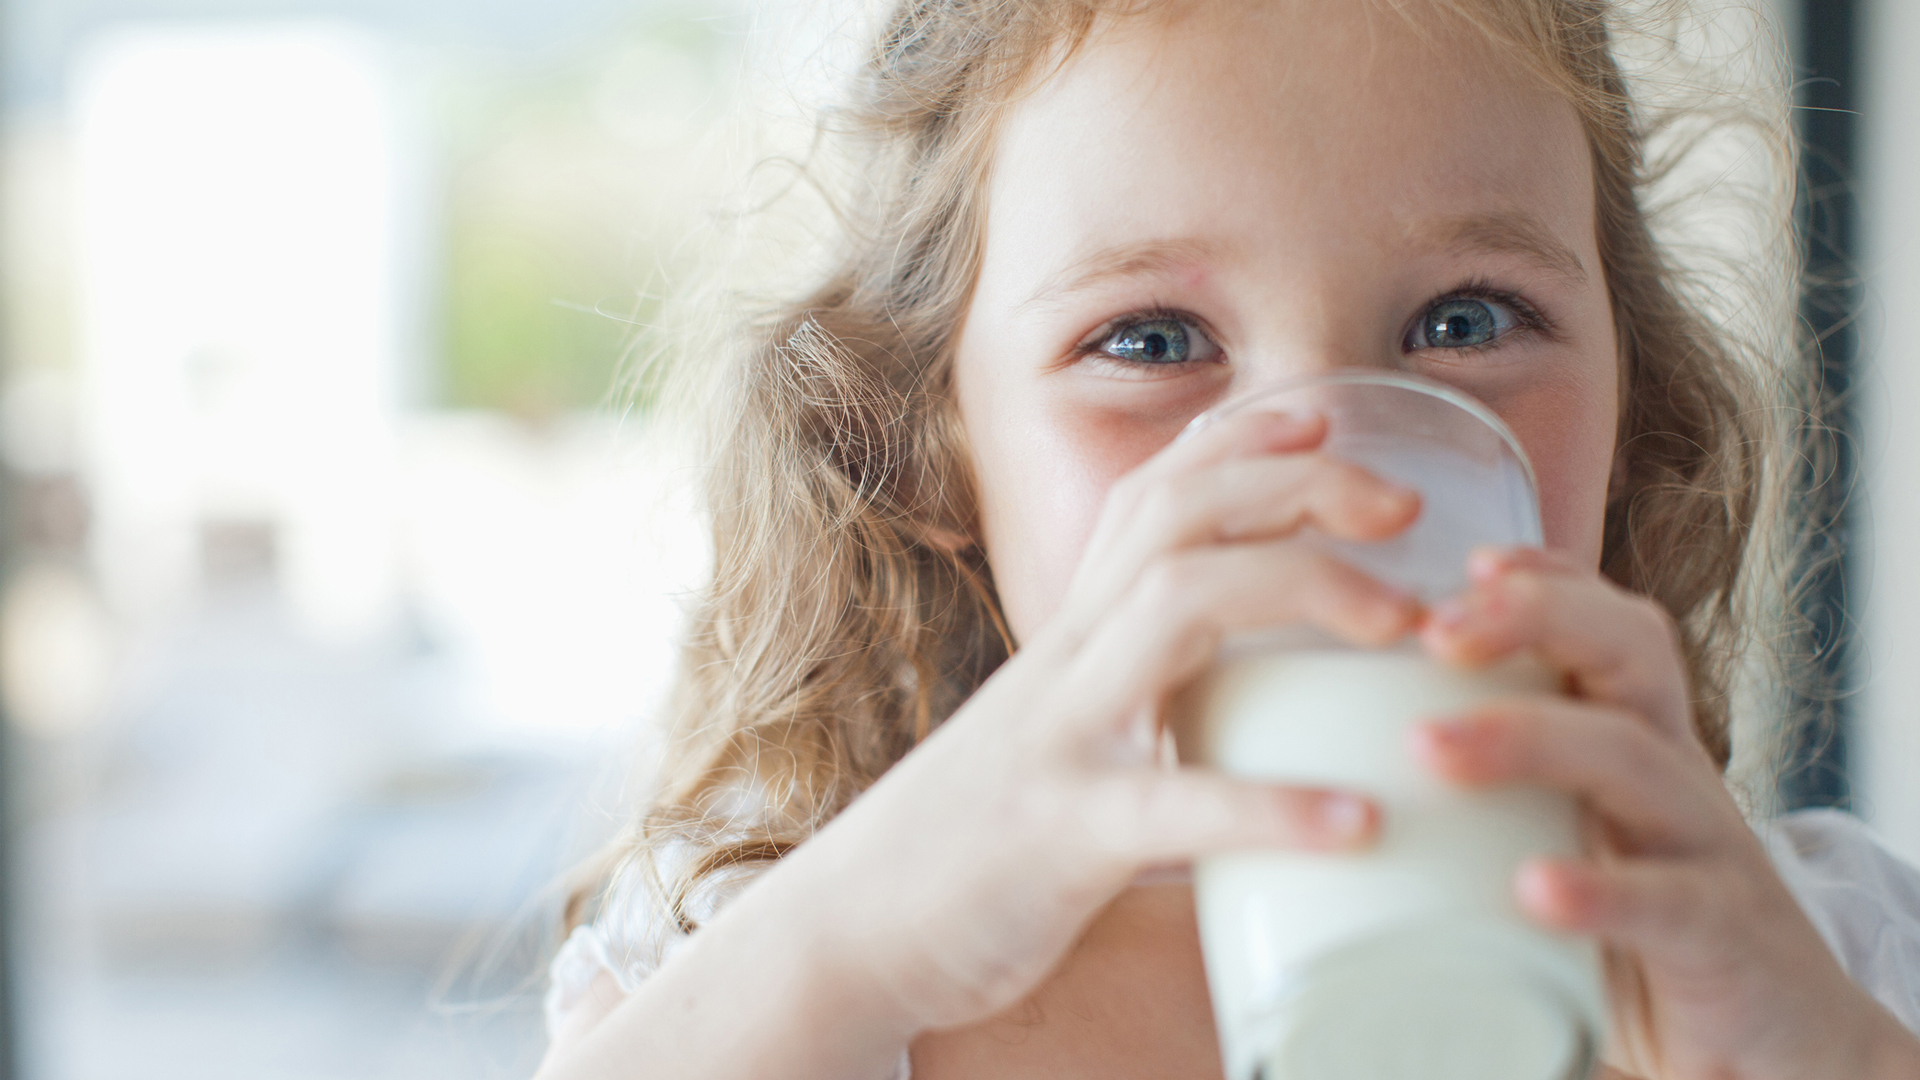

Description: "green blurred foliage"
437 12 731 421
443 216 642 419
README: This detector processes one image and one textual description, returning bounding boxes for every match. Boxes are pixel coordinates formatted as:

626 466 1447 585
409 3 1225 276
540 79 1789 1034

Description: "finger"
1465 544 1587 584
1152 454 1419 545
1088 455 1419 600
1075 768 1379 865
1409 697 1726 854
1052 543 1420 740
1078 409 1325 568
1135 405 1328 483
1516 857 1743 973
1064 410 1333 619
1421 566 1693 743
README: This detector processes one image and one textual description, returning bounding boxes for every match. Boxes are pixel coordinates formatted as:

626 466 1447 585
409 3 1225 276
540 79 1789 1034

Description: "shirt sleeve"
544 923 640 1036
1761 807 1920 1033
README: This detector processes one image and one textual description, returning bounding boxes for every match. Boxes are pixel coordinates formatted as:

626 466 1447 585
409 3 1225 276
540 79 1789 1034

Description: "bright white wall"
1742 0 1920 856
73 25 411 639
1857 0 1920 860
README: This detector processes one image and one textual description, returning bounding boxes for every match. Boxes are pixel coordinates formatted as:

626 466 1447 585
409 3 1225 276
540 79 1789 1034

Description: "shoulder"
1761 808 1920 1031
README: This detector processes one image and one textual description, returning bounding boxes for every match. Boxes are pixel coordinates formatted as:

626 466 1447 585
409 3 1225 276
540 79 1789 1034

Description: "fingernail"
1424 715 1474 741
1318 793 1372 840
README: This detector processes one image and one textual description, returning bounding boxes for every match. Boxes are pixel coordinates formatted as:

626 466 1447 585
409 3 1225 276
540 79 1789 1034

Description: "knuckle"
1119 475 1215 552
1282 551 1332 604
1503 568 1553 614
1292 559 1353 618
1322 456 1375 489
1666 868 1717 934
1475 705 1546 774
1077 772 1238 857
1136 553 1208 615
1071 775 1137 851
1101 471 1152 523
1493 705 1543 752
1028 773 1100 843
1134 476 1183 523
1620 598 1684 687
1630 594 1680 644
1298 548 1363 598
1107 468 1148 504
1318 461 1382 512
1610 709 1670 773
1153 776 1237 844
1133 557 1182 609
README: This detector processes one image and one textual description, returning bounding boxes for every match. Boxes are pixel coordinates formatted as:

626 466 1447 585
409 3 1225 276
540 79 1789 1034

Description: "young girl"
536 1 1920 1077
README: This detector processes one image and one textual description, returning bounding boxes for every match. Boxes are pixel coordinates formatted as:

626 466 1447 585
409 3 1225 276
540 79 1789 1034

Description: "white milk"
1177 647 1605 1080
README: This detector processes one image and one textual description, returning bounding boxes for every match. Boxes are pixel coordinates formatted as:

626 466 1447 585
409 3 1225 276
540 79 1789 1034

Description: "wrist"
597 851 920 1080
795 898 928 1048
778 839 933 1044
739 838 929 1053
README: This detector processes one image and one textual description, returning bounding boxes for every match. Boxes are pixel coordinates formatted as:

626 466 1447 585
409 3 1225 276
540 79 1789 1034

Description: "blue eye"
1103 317 1195 364
1409 298 1518 350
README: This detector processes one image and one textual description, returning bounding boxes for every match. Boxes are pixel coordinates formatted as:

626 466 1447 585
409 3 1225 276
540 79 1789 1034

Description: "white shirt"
548 808 1920 1075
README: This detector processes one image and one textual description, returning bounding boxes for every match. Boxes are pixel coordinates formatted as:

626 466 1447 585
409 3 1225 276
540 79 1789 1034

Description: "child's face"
953 0 1621 642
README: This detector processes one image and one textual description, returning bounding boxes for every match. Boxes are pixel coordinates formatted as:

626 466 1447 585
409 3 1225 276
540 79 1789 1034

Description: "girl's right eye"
1082 313 1222 369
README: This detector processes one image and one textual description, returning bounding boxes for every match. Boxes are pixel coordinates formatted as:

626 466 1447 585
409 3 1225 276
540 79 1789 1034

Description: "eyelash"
1071 306 1222 373
1407 280 1556 354
1072 283 1554 373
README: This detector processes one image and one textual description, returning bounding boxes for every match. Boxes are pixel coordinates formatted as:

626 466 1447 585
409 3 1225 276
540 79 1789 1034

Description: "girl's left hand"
1413 547 1920 1080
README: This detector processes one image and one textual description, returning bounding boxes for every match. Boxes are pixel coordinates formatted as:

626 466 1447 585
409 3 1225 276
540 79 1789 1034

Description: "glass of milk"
1170 371 1605 1080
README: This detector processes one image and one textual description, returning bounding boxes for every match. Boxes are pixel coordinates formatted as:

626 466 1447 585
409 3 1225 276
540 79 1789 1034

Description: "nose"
1225 341 1393 411
1226 285 1404 402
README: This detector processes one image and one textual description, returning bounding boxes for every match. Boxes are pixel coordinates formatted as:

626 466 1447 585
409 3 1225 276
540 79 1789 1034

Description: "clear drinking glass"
1170 371 1605 1080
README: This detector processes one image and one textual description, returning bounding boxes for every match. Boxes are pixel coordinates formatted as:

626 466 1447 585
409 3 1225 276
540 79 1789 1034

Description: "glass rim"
1196 369 1540 499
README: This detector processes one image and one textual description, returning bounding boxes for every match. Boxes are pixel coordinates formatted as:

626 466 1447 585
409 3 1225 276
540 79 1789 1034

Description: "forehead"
981 0 1594 286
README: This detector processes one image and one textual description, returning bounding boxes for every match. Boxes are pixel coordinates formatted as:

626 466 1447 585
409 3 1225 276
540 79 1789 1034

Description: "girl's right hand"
761 406 1424 1038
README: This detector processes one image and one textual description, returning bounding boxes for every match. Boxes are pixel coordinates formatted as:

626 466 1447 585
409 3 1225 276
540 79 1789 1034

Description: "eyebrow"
1018 212 1586 311
1411 211 1588 285
1018 237 1224 312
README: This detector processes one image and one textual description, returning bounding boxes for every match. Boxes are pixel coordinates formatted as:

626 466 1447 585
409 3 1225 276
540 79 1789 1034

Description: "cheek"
1504 378 1618 565
964 391 1189 643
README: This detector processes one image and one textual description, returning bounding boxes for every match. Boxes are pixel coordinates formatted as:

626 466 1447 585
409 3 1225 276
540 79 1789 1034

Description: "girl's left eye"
1406 297 1521 351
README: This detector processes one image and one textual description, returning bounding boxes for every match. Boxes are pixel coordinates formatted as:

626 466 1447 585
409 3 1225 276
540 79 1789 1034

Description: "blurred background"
0 0 765 1075
0 0 1915 1077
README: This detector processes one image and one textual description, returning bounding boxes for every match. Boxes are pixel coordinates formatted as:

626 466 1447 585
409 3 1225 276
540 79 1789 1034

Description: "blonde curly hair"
574 0 1802 935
